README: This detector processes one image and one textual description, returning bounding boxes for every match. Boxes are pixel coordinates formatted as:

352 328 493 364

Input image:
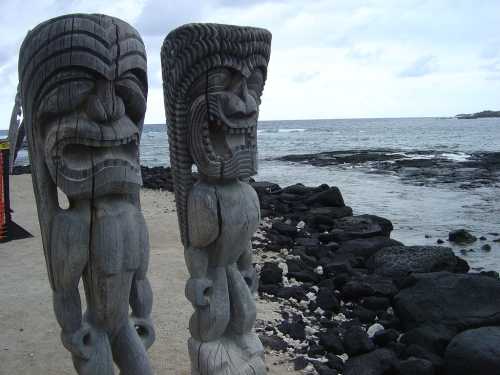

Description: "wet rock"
453 256 470 273
394 272 500 332
337 236 403 259
281 183 312 195
305 187 345 207
260 262 283 285
398 357 435 375
444 326 500 375
368 246 457 279
480 270 500 279
333 215 385 240
343 326 375 356
251 181 281 196
343 348 397 375
448 229 477 244
309 206 353 220
481 243 492 251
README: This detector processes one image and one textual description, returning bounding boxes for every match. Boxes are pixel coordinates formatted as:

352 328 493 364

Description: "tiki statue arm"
50 211 90 359
129 215 155 349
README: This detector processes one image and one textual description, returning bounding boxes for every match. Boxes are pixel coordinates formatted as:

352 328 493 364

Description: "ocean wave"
258 128 307 134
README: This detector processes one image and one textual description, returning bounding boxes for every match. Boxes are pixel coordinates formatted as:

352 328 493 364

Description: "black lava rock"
343 348 397 375
373 329 400 347
319 329 345 354
444 326 500 375
343 326 375 356
448 229 477 244
278 320 306 341
316 287 341 313
260 262 282 285
398 357 435 375
259 334 288 351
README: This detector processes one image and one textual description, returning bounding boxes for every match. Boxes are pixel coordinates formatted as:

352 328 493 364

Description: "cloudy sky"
1 0 499 128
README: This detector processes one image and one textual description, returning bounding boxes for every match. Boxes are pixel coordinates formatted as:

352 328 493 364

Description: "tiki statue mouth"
44 115 142 199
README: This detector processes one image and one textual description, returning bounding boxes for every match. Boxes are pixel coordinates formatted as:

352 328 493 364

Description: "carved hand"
131 316 156 350
60 324 95 360
185 277 213 307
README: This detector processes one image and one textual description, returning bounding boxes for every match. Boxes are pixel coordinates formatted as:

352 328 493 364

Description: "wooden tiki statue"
18 14 155 374
161 23 272 374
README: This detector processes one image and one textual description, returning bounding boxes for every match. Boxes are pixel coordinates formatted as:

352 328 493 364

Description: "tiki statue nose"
86 80 125 123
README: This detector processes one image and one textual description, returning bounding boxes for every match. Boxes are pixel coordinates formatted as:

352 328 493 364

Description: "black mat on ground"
1 220 33 243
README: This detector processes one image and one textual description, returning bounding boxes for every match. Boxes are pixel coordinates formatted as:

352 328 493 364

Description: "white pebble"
367 323 384 338
296 221 306 229
314 266 323 275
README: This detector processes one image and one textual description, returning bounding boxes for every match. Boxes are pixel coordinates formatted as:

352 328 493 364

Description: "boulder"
259 262 283 285
373 329 400 347
444 326 500 375
333 215 393 240
318 329 345 354
368 246 457 279
281 183 313 195
343 326 375 356
448 229 477 244
394 272 500 331
272 221 298 236
398 357 435 375
306 187 345 207
343 348 397 375
316 287 341 313
401 324 457 355
278 320 306 341
309 206 353 220
337 236 403 259
259 334 288 351
251 181 281 196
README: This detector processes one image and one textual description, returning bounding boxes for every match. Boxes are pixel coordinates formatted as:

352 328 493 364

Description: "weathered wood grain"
161 23 272 375
18 13 154 374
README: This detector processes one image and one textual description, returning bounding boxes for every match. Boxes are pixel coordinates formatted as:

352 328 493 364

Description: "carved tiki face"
19 14 148 200
162 23 271 244
188 66 265 179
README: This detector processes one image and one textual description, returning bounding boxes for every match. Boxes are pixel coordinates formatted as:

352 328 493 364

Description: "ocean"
6 117 500 272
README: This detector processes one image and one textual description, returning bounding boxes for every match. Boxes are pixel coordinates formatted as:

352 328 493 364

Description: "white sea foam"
441 152 471 162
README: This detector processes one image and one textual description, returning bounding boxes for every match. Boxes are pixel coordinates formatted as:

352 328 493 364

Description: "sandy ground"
0 175 296 374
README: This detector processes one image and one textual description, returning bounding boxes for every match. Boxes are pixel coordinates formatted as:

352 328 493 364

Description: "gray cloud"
398 55 438 78
292 71 319 84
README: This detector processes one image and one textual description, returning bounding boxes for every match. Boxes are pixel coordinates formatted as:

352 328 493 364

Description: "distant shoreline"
456 110 500 119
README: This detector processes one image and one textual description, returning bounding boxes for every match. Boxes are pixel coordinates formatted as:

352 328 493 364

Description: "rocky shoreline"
250 179 500 375
277 149 500 190
12 165 500 374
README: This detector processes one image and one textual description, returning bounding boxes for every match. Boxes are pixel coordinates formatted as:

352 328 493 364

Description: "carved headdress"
18 14 147 288
161 23 272 246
